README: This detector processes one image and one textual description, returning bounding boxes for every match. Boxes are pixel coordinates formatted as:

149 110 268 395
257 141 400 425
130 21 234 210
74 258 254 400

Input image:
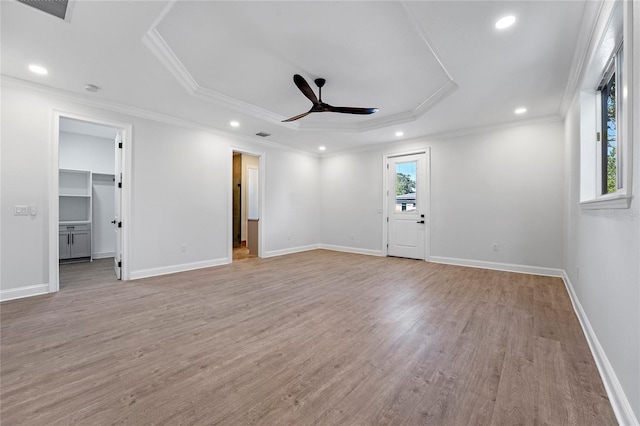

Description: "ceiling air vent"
17 0 71 21
255 132 271 138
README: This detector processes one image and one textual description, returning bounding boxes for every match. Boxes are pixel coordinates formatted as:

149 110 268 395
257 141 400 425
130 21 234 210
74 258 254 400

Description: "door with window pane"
387 153 427 260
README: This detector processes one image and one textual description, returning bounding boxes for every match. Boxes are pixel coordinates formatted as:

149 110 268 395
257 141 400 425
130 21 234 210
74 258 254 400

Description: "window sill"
580 194 632 210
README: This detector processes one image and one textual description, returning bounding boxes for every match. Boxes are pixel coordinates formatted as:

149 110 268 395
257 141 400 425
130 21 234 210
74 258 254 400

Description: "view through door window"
395 161 417 212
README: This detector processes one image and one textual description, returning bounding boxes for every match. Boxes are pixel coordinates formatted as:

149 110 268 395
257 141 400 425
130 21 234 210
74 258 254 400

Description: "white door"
387 153 428 260
114 132 123 279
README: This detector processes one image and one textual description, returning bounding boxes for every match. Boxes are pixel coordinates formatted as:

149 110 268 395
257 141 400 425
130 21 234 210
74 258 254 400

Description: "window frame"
579 0 633 210
597 44 622 196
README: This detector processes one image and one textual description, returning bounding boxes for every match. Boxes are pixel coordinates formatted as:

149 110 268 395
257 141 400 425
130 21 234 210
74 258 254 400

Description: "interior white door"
113 132 122 279
387 153 427 260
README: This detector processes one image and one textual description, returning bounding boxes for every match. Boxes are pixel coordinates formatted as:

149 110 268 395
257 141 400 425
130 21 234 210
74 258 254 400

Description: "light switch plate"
14 205 28 216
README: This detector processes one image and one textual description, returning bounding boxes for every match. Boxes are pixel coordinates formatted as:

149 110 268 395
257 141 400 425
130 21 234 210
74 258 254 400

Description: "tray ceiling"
146 1 456 131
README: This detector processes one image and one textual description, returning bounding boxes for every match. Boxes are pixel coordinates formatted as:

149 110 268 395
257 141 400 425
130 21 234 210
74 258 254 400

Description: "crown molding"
0 75 303 153
319 113 563 157
559 0 606 116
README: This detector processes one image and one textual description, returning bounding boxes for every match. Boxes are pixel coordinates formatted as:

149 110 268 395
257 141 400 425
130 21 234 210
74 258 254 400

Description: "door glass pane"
395 161 417 212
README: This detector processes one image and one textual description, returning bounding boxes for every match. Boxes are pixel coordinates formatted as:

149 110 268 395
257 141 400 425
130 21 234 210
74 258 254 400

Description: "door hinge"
386 217 389 222
118 142 123 149
386 163 389 169
118 222 122 228
118 261 122 268
118 182 122 188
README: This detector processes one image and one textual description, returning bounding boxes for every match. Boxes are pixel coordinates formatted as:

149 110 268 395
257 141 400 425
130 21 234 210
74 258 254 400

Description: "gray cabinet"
59 224 91 261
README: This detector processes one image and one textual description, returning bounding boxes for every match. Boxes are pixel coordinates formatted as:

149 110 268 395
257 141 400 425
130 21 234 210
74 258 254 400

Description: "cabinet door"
59 232 71 259
70 231 91 258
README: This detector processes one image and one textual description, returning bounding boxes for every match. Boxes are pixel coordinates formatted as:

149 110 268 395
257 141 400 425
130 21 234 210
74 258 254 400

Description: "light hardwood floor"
1 251 616 425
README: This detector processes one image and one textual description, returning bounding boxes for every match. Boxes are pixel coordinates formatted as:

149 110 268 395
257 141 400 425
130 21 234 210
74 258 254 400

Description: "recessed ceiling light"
395 131 404 137
319 146 326 151
28 64 48 75
230 121 240 127
515 107 527 114
495 15 516 30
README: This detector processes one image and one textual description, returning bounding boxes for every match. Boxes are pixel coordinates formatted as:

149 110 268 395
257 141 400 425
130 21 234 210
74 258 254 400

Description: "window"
395 161 416 212
579 0 632 210
598 44 622 195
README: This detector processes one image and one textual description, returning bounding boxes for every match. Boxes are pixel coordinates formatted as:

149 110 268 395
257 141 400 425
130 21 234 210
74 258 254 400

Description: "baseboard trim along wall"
92 251 115 260
263 244 321 258
561 272 639 426
0 283 49 302
129 257 230 280
428 256 564 277
318 244 384 257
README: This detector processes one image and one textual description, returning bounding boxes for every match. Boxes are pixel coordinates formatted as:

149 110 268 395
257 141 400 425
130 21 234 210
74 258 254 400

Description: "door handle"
67 234 70 244
417 220 425 224
71 234 74 244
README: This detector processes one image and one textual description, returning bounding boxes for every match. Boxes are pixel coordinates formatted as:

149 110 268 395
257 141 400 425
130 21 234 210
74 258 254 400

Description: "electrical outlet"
350 233 355 240
180 244 187 252
287 233 291 241
492 243 499 251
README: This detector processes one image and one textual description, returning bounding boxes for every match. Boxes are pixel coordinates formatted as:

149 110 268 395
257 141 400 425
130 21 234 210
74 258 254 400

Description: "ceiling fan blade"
327 106 379 115
282 111 313 122
293 74 319 104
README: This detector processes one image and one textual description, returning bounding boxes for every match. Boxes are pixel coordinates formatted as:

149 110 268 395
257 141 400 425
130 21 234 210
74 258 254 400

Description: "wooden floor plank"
0 251 617 425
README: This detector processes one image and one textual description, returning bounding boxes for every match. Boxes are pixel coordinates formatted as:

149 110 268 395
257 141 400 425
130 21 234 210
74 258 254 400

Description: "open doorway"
232 151 260 261
52 113 131 292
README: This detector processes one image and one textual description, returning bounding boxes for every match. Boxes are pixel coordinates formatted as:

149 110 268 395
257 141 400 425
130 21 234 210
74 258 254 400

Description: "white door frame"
228 147 266 261
49 110 133 292
382 148 431 260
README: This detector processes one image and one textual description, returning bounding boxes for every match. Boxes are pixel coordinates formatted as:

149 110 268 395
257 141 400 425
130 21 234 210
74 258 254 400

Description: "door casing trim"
50 110 133 292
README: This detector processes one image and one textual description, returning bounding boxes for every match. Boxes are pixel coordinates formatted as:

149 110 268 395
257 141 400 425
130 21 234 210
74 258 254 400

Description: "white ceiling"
1 0 590 153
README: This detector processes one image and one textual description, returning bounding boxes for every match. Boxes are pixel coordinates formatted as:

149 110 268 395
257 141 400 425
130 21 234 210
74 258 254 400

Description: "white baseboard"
263 244 321 258
129 257 230 280
92 251 115 259
561 272 639 426
318 244 384 257
429 256 564 277
0 283 49 302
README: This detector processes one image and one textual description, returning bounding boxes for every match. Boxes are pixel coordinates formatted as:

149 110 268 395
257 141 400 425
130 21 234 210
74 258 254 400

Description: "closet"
58 118 117 263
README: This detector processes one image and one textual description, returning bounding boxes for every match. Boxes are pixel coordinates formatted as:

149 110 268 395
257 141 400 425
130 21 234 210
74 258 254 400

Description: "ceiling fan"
282 74 378 122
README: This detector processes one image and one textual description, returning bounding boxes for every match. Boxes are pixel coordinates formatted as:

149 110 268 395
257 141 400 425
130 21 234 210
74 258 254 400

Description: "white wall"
0 83 321 294
320 149 385 254
59 131 115 174
320 120 565 270
561 2 640 421
564 97 640 426
263 149 320 255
